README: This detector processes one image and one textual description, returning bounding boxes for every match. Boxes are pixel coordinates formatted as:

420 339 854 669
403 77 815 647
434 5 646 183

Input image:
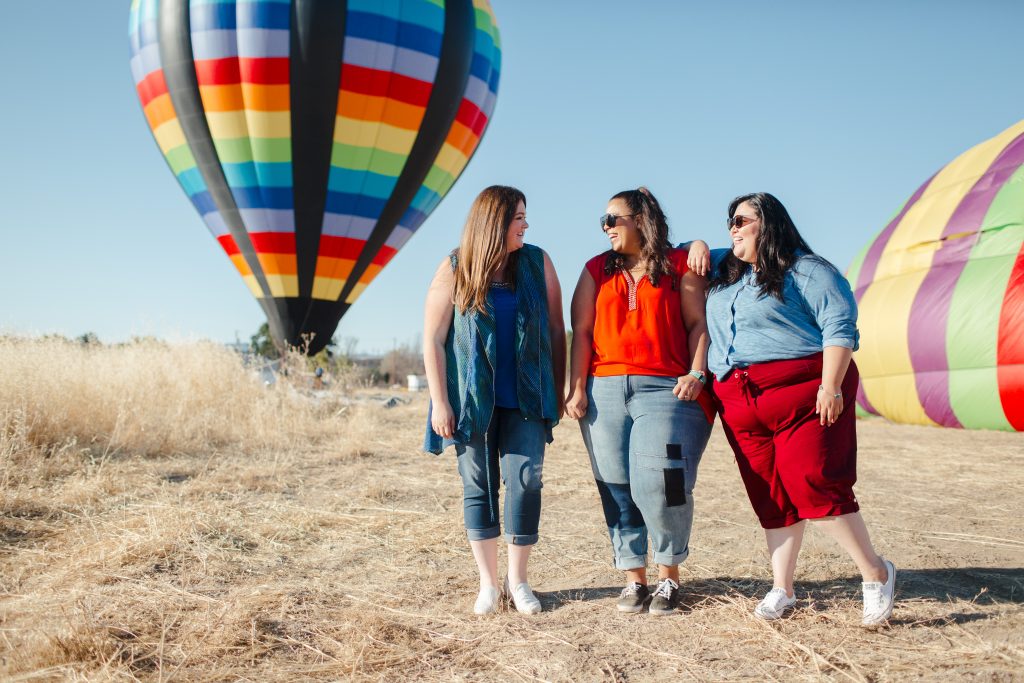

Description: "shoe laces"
653 578 678 599
621 582 645 597
862 582 884 609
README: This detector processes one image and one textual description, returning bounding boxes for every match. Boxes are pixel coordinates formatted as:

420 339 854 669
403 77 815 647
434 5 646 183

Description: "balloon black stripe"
335 0 477 306
289 0 347 309
157 0 286 343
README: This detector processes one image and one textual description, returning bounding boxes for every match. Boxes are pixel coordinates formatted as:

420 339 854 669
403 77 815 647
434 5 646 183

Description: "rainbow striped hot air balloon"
848 120 1024 431
128 0 501 353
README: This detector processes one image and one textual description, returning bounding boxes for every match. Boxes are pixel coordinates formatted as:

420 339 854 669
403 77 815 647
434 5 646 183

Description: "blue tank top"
491 283 519 409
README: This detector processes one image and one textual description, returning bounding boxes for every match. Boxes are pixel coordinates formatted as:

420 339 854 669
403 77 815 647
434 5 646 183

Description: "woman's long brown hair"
603 186 675 287
453 185 526 315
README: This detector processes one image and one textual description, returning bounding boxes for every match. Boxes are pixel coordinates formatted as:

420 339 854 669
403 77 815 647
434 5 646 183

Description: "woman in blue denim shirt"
423 186 565 615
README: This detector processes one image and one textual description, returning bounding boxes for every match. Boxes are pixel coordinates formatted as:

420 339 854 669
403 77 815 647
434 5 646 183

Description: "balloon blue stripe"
191 191 217 215
221 161 292 188
229 186 294 210
343 38 439 84
346 12 442 57
237 1 291 30
177 168 207 196
328 168 398 200
324 191 387 219
348 0 444 32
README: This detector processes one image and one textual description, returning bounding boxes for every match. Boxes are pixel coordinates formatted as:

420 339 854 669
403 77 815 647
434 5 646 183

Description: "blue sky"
2 1 1023 354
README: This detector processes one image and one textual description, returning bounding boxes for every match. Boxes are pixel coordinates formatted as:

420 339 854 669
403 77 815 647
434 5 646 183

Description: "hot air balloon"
128 0 501 354
848 120 1024 431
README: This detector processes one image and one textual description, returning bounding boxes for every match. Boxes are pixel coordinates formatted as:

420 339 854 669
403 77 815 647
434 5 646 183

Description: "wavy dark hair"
709 192 815 300
602 187 675 287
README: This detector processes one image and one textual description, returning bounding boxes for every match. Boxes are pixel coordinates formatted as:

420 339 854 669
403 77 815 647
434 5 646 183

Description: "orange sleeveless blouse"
585 247 715 422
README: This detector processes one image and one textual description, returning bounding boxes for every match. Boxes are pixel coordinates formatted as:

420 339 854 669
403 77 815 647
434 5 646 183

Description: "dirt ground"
2 394 1022 681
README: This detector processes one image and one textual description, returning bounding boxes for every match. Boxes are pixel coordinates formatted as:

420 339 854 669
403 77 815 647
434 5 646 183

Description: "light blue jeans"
455 408 546 545
580 375 712 569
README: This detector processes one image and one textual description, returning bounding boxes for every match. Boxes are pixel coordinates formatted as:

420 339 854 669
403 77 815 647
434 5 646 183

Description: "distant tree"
77 332 100 346
249 322 280 359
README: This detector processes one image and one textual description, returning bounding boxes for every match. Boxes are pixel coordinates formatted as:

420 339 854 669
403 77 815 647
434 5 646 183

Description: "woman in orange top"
566 187 713 616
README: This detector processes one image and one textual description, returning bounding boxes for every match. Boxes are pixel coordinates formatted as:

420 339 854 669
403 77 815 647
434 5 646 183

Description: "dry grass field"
1 338 1022 681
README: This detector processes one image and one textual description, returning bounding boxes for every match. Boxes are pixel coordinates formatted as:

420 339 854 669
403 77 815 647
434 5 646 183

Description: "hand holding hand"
673 375 703 401
565 390 588 420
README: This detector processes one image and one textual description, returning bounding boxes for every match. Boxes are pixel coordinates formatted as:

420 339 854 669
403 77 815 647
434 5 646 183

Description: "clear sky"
2 1 1023 354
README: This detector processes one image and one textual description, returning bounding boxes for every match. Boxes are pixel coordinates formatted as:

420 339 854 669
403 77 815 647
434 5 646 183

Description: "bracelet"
818 385 841 400
688 370 706 386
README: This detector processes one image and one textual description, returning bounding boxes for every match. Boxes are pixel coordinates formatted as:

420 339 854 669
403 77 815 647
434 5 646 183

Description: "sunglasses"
727 215 758 230
600 213 635 229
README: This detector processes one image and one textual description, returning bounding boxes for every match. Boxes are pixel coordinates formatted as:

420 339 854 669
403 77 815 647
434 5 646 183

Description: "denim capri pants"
455 407 546 545
580 375 713 569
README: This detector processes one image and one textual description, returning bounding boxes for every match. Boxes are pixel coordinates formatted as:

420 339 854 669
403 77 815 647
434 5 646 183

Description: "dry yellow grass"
1 338 1022 681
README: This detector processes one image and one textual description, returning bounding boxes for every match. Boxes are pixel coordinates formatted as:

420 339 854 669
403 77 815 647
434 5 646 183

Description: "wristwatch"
688 369 706 386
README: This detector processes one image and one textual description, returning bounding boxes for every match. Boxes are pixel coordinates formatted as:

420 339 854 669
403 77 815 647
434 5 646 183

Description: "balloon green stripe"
330 143 407 176
946 163 1024 430
165 145 196 175
845 242 870 294
212 137 292 164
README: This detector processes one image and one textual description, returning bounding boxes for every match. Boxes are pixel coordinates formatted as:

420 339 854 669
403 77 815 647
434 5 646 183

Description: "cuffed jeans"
455 407 546 545
581 375 713 569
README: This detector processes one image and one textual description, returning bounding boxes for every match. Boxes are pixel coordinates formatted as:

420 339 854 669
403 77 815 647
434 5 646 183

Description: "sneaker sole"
617 602 646 613
648 606 677 616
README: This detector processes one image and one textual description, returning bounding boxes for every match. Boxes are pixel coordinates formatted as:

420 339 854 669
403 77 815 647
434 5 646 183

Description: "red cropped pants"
714 353 860 529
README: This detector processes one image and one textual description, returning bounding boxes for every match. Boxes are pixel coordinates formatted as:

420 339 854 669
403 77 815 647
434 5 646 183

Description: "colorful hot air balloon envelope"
129 0 501 353
848 120 1024 431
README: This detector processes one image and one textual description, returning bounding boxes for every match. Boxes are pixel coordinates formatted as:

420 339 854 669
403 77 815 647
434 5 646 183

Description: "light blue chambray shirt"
703 249 860 379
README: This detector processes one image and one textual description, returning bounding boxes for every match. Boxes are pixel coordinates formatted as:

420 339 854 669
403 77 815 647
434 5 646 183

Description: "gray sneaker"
649 578 680 616
617 582 650 613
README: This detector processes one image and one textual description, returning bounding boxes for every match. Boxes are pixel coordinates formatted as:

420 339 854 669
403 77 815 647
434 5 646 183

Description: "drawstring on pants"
733 369 755 406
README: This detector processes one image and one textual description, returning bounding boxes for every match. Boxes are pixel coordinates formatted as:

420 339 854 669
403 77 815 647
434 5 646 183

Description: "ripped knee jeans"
455 407 546 545
581 375 713 570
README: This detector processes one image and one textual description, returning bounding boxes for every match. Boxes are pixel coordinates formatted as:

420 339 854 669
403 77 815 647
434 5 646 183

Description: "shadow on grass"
538 567 1023 618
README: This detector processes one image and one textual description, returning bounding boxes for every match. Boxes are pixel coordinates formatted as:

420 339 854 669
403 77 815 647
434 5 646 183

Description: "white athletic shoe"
473 585 502 615
504 577 542 614
754 587 797 620
862 558 896 626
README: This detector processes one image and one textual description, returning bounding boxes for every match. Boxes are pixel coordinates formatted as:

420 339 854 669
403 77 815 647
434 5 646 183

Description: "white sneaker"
754 587 797 620
504 577 542 614
473 585 501 615
862 558 896 626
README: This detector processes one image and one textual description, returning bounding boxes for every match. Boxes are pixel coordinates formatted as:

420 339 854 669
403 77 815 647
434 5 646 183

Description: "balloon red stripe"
136 70 167 108
318 236 397 264
217 234 240 256
248 231 296 254
997 243 1024 430
339 64 432 108
455 98 486 137
193 57 291 86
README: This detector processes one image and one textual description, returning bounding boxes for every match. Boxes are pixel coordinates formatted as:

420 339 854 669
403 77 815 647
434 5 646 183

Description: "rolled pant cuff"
758 512 804 529
653 550 688 567
613 554 647 571
466 525 501 541
800 500 861 520
506 532 538 546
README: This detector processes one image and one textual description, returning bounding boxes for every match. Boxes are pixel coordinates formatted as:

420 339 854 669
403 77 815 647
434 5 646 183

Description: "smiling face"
602 198 642 256
729 201 761 265
504 200 528 253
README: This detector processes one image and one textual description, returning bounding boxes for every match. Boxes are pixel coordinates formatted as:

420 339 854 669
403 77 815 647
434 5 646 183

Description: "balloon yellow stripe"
263 274 299 298
432 141 469 177
857 122 1024 426
344 281 369 304
312 276 345 301
153 119 187 153
333 117 417 156
205 110 289 140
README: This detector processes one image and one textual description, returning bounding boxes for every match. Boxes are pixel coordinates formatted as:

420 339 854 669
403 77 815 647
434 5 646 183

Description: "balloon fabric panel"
129 0 501 354
852 119 1024 431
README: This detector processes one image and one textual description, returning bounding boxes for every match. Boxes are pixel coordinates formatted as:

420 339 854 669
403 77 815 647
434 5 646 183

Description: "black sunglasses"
600 213 635 229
